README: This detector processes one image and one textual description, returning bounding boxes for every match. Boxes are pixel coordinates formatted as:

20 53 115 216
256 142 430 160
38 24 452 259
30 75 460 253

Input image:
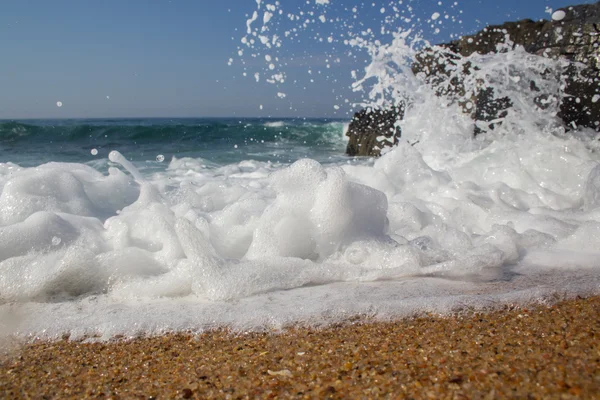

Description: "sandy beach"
0 296 598 399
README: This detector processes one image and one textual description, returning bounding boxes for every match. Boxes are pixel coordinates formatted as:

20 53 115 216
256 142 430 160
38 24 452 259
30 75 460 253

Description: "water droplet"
551 10 566 21
51 236 62 246
156 154 165 162
91 148 98 156
56 101 63 107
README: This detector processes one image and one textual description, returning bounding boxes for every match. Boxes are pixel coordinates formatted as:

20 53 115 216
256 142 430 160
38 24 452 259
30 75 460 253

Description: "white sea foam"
264 121 286 128
2 1 600 340
1 117 599 340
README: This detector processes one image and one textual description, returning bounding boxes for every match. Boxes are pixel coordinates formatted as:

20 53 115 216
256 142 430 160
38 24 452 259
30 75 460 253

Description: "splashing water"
1 1 600 340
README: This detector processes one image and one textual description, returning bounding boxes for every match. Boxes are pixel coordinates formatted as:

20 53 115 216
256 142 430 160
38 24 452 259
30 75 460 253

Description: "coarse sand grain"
1 296 599 399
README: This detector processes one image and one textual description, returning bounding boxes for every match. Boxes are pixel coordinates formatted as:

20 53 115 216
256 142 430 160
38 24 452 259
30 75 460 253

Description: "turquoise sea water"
0 118 349 168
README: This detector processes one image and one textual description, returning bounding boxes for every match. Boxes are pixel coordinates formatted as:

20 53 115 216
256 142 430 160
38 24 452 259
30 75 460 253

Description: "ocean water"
0 118 349 167
2 2 600 340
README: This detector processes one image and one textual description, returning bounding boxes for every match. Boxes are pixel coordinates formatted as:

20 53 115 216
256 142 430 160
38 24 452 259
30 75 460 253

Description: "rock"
346 2 599 157
345 106 404 157
411 46 516 135
415 2 600 133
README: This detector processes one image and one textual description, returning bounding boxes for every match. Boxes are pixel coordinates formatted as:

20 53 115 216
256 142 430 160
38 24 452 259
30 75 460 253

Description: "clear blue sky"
0 0 594 119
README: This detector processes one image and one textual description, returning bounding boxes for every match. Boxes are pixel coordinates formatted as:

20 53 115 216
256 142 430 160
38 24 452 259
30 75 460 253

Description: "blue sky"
0 0 595 119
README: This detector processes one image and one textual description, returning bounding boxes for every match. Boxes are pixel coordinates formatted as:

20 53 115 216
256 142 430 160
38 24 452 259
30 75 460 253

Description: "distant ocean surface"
0 118 349 168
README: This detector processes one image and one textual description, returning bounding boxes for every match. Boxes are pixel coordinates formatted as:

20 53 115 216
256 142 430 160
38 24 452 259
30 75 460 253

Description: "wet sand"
1 296 599 399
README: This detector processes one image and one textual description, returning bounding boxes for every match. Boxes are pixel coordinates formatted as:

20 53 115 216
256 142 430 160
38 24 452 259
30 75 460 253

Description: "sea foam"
1 119 599 340
1 1 600 340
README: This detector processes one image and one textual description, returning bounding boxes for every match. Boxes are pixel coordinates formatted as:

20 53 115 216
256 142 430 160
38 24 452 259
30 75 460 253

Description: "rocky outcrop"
345 106 403 157
430 1 600 132
347 2 600 156
446 3 600 67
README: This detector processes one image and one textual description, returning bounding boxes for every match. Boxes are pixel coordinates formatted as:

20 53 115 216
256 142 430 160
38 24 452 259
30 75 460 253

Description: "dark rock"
415 2 600 133
472 88 513 135
345 106 404 157
346 2 600 157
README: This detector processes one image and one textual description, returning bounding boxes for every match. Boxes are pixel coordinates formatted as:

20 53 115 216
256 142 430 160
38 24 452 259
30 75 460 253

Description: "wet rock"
415 2 600 133
345 106 403 157
347 2 599 157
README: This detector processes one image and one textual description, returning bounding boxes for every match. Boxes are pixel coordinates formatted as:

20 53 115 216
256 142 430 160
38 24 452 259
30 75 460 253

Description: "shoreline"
1 296 599 399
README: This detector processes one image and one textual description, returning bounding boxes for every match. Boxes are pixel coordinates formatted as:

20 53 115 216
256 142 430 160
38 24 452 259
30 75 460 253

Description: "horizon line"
0 115 351 121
